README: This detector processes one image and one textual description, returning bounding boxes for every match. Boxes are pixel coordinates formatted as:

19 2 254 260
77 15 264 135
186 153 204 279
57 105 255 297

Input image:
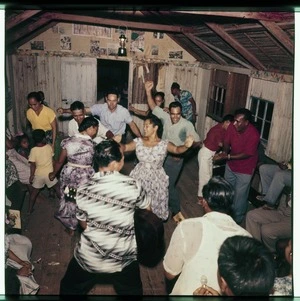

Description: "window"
208 85 226 119
207 69 249 121
250 96 274 143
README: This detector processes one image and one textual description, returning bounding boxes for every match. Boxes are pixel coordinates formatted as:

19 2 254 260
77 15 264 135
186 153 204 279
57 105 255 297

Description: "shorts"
32 174 58 189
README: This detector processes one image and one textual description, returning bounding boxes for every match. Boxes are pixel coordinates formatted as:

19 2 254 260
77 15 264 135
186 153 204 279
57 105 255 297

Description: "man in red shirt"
215 108 260 224
197 114 233 202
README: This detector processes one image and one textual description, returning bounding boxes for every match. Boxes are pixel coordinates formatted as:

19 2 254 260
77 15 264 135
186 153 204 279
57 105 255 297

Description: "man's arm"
145 81 157 111
128 121 142 138
57 107 91 114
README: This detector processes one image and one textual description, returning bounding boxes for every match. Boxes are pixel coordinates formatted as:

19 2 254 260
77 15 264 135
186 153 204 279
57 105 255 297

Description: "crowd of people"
4 81 292 296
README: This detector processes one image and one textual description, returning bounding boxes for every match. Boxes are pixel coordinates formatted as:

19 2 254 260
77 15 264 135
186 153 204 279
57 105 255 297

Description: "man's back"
74 171 150 273
164 212 251 295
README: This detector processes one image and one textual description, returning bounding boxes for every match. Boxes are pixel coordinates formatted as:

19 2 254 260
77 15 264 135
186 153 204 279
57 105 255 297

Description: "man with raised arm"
145 80 201 223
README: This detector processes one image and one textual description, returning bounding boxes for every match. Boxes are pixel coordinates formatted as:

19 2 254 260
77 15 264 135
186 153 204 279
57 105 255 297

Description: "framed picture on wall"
169 50 183 59
30 41 44 50
60 35 71 51
151 45 158 56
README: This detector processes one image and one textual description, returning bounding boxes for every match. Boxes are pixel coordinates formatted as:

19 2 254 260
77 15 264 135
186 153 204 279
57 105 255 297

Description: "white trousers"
197 145 216 197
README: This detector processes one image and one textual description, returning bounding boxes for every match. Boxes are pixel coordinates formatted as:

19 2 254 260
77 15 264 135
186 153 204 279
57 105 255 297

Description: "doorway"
97 59 129 108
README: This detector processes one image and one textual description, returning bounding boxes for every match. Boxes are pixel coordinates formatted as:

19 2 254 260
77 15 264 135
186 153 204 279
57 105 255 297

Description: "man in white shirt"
63 101 114 143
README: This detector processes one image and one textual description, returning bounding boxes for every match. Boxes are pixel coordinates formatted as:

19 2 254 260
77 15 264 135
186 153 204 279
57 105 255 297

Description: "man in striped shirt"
60 140 151 295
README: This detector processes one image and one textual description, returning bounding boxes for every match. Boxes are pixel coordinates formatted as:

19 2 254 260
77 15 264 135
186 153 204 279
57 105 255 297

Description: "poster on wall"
107 43 119 56
130 31 145 53
60 35 71 50
169 50 183 59
73 24 112 38
151 45 159 56
90 40 101 55
30 41 44 50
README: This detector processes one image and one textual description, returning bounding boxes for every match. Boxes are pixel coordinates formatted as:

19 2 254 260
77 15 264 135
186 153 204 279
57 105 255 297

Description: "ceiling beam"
7 21 58 52
205 22 266 70
174 11 294 22
183 32 228 65
6 14 54 45
6 10 42 30
259 20 294 55
45 12 186 33
195 37 253 69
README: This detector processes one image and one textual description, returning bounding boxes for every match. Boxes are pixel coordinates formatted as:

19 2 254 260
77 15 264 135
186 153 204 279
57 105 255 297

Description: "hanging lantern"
118 33 127 56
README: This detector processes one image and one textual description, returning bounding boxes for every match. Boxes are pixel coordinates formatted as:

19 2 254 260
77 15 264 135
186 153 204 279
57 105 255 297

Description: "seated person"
5 211 39 295
193 235 276 296
246 193 291 253
256 160 292 209
271 238 292 296
163 176 251 295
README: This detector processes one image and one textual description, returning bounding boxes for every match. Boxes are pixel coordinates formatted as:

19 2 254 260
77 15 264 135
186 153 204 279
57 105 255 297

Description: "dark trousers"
60 257 143 296
163 155 184 215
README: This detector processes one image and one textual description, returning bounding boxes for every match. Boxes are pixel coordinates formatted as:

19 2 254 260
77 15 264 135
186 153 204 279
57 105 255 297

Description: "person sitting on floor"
271 238 293 296
256 160 292 209
5 211 39 295
193 235 276 296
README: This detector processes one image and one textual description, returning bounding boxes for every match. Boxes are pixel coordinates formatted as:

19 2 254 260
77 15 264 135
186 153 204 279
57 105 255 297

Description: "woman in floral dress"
122 114 194 221
49 116 99 236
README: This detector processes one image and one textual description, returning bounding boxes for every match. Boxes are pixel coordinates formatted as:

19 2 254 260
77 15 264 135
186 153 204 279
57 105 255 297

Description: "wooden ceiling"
5 8 295 75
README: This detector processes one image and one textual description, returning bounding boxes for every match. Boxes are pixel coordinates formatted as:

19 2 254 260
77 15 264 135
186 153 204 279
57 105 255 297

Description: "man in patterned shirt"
171 82 197 126
60 140 151 296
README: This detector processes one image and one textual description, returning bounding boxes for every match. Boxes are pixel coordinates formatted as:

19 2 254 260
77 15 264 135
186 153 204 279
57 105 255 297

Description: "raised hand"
145 81 154 92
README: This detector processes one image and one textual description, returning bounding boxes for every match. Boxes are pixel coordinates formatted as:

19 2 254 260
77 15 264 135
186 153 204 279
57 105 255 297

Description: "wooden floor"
17 153 254 296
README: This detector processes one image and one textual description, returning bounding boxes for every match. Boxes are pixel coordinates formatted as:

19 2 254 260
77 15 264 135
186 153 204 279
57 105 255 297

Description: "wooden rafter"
6 10 42 30
174 11 294 22
167 34 207 63
45 12 185 33
205 22 266 70
259 20 294 55
183 32 228 65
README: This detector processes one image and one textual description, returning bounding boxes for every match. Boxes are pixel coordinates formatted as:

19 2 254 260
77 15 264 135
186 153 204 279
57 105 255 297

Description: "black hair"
70 101 84 111
93 140 123 171
105 88 120 98
146 114 163 138
234 108 253 123
218 235 276 296
27 91 43 104
169 101 182 111
78 116 99 132
171 82 180 90
202 176 234 214
37 91 45 101
14 134 29 150
32 129 46 144
154 92 165 108
222 114 234 122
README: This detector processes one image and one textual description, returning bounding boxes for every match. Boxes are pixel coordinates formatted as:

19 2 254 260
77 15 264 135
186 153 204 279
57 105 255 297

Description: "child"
28 129 60 214
15 133 31 159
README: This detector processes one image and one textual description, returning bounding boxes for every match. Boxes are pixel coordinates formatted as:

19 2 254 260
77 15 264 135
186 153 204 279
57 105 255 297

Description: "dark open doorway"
97 59 129 108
